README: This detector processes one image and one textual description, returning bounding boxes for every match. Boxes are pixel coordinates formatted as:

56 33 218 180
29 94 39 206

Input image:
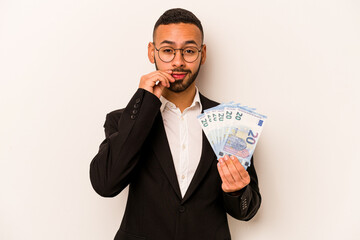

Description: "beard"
155 59 201 93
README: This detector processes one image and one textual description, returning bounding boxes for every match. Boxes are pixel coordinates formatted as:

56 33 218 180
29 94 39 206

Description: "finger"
219 156 236 185
158 70 175 83
217 158 232 187
148 74 169 88
228 155 245 178
144 72 167 85
224 155 243 183
229 155 250 181
229 155 245 172
153 84 165 98
222 181 232 193
148 70 174 83
154 72 171 87
156 72 171 87
218 160 235 192
147 69 171 76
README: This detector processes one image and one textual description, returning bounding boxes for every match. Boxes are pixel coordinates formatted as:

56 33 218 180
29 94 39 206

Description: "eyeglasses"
154 44 203 63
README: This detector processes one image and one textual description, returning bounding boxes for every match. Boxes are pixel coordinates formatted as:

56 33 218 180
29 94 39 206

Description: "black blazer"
90 88 261 240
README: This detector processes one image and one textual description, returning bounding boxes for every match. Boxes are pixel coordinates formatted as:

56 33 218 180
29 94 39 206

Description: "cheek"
154 58 170 70
189 61 201 73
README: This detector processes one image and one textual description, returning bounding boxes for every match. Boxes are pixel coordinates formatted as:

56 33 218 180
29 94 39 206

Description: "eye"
184 48 196 54
161 48 174 54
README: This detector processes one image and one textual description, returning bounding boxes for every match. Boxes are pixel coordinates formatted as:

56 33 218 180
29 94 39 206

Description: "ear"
200 44 206 65
148 42 155 64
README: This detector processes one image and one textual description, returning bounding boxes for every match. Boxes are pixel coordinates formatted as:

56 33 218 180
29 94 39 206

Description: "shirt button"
133 103 140 108
182 144 186 150
130 115 136 120
181 175 185 179
179 206 186 213
135 98 141 103
181 116 184 121
132 109 138 114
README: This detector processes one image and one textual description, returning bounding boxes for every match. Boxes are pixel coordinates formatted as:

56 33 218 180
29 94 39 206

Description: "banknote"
197 102 267 170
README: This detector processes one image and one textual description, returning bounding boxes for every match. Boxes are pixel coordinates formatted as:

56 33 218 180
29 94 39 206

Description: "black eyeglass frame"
153 43 204 63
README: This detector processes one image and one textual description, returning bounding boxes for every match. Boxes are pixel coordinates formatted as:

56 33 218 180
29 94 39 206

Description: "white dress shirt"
159 87 203 198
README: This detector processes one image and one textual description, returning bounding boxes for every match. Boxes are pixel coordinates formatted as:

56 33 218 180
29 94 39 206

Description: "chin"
169 79 194 93
169 82 186 92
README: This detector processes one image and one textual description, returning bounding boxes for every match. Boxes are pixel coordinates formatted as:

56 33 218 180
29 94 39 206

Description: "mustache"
171 68 191 73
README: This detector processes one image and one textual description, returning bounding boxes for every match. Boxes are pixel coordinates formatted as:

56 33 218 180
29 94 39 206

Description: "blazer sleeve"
222 156 262 221
89 88 161 197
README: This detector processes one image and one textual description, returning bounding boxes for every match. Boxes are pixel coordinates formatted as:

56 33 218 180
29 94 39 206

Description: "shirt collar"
160 86 202 113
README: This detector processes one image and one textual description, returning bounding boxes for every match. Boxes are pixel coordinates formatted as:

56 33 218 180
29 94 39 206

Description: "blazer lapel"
181 93 219 204
151 92 219 203
181 131 215 204
151 112 183 201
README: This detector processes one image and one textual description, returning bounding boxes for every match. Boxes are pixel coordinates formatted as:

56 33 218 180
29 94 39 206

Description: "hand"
139 70 175 98
217 155 250 193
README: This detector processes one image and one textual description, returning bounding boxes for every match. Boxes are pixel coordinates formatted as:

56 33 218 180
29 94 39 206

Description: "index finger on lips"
156 72 172 86
158 70 175 82
149 74 169 87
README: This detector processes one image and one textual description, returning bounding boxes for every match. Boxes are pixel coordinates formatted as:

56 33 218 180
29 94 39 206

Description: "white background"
1 0 359 239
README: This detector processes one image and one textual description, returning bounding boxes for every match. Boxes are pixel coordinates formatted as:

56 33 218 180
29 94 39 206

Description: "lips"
171 72 187 80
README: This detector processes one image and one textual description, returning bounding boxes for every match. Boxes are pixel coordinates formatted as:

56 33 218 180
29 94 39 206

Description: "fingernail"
167 70 172 73
224 155 229 160
230 156 235 160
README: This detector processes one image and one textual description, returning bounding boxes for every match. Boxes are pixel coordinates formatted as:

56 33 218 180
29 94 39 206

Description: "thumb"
153 84 164 98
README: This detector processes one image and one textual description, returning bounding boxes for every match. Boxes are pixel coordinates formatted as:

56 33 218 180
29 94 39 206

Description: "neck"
162 83 196 113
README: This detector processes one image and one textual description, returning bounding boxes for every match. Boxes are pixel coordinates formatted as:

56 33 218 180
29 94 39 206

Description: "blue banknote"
197 102 267 170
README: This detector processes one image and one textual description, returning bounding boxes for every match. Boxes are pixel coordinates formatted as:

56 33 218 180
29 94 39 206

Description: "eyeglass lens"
158 47 200 63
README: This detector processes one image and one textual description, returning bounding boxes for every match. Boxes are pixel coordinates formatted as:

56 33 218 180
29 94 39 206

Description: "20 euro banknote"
197 103 267 170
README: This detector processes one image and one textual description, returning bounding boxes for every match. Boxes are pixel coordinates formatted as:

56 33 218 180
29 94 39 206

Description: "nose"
171 49 185 68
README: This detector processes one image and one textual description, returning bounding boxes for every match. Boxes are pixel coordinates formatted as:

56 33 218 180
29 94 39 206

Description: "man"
90 8 261 240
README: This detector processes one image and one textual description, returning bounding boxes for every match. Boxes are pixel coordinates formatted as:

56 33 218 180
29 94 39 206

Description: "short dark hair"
153 8 204 43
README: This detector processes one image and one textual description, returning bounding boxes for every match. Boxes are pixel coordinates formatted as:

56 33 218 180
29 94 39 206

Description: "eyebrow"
159 40 200 46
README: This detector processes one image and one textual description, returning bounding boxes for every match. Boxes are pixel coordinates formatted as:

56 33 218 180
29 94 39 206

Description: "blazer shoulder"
199 92 220 110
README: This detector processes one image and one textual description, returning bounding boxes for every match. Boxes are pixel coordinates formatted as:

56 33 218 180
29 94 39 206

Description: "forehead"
154 23 202 46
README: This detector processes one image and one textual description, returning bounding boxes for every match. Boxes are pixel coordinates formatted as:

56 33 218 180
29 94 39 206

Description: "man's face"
148 23 206 93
